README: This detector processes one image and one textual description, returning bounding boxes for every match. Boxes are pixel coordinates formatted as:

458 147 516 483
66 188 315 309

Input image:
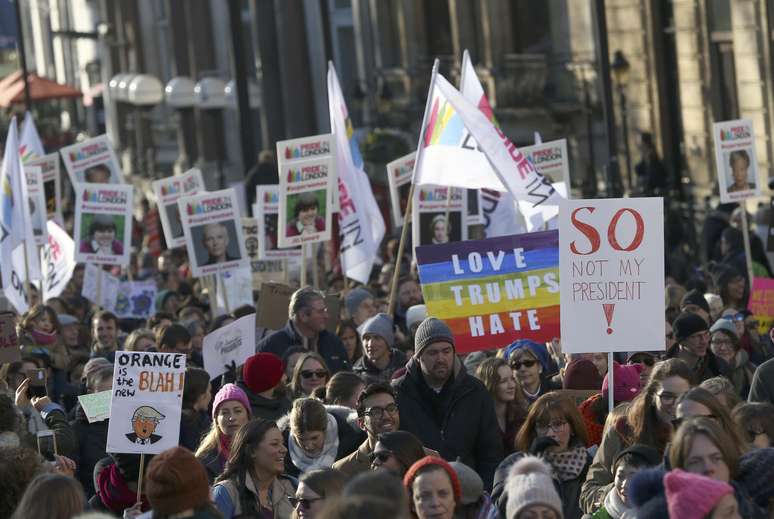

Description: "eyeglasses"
721 313 746 322
511 360 538 370
710 339 733 348
536 419 568 433
301 370 328 380
656 391 679 405
288 496 323 510
369 450 394 463
364 403 399 420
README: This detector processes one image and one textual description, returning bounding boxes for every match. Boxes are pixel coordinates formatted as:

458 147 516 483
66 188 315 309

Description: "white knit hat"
505 456 563 519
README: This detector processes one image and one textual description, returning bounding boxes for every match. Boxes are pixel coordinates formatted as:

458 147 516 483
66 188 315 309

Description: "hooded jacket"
71 403 109 498
391 356 503 489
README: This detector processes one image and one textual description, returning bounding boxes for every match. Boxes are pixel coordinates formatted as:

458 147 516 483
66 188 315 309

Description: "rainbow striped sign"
416 231 560 353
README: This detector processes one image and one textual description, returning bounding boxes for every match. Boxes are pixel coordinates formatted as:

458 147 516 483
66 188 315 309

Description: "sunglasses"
301 370 328 380
511 360 537 370
369 450 394 463
288 496 323 510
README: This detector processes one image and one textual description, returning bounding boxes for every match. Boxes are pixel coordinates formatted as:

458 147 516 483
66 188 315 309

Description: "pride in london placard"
415 231 560 353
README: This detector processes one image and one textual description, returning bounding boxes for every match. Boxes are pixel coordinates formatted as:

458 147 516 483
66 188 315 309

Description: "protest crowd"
4 57 774 519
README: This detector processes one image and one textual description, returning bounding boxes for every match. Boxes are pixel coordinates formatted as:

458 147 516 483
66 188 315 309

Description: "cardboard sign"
23 165 48 246
415 231 560 353
77 390 112 423
0 312 20 364
74 183 134 266
178 188 249 278
153 168 205 249
749 277 774 334
386 151 415 227
256 185 302 260
256 282 293 330
41 221 76 301
412 185 468 253
522 139 571 193
559 198 665 353
25 152 62 220
277 133 338 212
202 314 257 380
106 351 185 454
713 119 761 203
277 155 335 248
60 134 123 185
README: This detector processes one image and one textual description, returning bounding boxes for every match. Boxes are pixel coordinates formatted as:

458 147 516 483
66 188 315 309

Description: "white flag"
19 111 45 162
41 221 76 301
327 63 385 284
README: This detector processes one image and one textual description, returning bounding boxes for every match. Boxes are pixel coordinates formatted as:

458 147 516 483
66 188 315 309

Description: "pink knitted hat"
601 361 644 403
664 469 734 519
211 383 252 420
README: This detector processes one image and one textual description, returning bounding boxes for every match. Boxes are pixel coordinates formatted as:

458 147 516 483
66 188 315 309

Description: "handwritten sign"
77 390 112 423
106 351 185 454
749 277 774 334
415 232 560 353
559 198 665 353
202 314 256 380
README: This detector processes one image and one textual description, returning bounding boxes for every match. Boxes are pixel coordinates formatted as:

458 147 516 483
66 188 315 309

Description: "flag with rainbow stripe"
416 231 560 353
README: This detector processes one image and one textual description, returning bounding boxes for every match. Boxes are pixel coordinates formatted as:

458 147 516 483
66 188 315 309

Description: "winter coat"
665 343 725 384
179 409 211 452
276 404 365 478
236 381 293 422
20 402 77 459
579 394 606 448
724 350 755 399
580 423 626 514
19 329 70 371
331 439 371 478
213 469 296 519
257 320 350 373
352 349 408 385
198 447 227 484
749 357 774 405
71 403 109 498
391 357 504 490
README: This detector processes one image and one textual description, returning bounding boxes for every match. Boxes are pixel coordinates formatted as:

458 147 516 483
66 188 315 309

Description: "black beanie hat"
672 312 709 343
680 289 710 314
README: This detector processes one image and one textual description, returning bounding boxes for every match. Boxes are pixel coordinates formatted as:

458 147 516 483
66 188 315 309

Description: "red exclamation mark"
603 304 615 335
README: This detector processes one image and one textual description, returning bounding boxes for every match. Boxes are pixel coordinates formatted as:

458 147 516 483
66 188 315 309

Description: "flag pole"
388 59 440 317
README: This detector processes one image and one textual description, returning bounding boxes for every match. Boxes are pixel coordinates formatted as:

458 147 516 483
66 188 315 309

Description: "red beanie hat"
403 456 462 503
665 469 734 519
243 353 284 394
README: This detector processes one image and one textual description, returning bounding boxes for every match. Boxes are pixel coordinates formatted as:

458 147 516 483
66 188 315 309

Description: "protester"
393 317 503 489
290 352 331 398
700 376 743 410
90 453 153 515
10 473 85 519
18 304 70 372
732 403 774 449
91 311 121 361
179 367 212 451
404 456 461 519
504 339 561 404
71 363 112 496
668 311 722 383
476 357 528 455
345 287 377 326
673 388 747 448
336 319 363 364
316 371 365 409
239 352 292 421
370 431 426 476
290 468 347 519
124 328 156 352
212 419 296 518
709 318 753 397
663 469 740 519
504 456 564 519
353 313 407 384
588 444 661 519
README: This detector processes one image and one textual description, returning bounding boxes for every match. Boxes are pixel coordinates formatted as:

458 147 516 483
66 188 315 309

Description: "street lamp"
611 50 632 193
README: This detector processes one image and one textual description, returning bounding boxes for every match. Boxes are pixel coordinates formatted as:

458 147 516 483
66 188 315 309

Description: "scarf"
30 329 57 345
603 486 636 519
96 463 150 514
218 433 233 459
288 413 339 472
545 445 588 481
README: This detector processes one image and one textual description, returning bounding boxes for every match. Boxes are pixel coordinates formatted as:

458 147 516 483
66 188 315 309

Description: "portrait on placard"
714 119 761 203
79 214 126 256
60 135 124 186
418 211 463 246
723 149 757 195
284 189 327 239
263 214 279 252
164 203 184 241
74 183 133 266
190 220 242 266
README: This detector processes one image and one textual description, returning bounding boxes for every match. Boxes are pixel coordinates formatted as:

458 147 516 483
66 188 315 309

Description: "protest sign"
415 231 560 353
522 139 571 194
277 133 338 211
559 198 665 353
768 198 774 252
0 312 20 364
41 221 76 301
74 183 133 266
481 189 526 238
178 188 248 278
26 153 62 220
106 351 185 454
215 266 254 315
255 186 303 260
202 314 256 380
60 134 123 186
412 185 468 252
242 217 285 287
114 281 157 320
749 277 774 335
23 165 48 246
77 390 112 423
82 264 120 308
277 155 335 248
466 190 484 225
153 168 205 249
256 282 293 330
386 151 415 227
713 119 761 203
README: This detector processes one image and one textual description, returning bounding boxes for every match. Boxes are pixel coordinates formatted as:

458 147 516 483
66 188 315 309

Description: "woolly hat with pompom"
505 456 564 519
664 469 734 519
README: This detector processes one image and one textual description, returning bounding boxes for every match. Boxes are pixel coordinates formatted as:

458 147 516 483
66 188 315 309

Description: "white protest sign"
277 133 338 211
713 119 762 203
74 183 133 266
107 351 185 454
23 165 48 246
202 313 256 380
26 152 62 220
242 217 286 288
522 139 571 197
178 188 249 278
386 151 415 227
114 280 157 320
60 134 124 185
78 390 112 423
255 185 302 260
412 185 468 253
559 197 665 353
82 263 120 309
214 266 254 316
153 168 205 248
41 221 76 301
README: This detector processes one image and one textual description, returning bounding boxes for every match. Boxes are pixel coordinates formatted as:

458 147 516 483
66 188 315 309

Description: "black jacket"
179 409 211 452
666 344 726 384
391 357 503 489
257 320 350 373
70 404 108 498
352 349 407 385
236 381 293 422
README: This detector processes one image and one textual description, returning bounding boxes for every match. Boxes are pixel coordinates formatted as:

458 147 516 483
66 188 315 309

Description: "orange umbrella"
0 71 82 107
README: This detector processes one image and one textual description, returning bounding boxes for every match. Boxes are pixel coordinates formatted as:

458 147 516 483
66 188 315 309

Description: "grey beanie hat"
414 317 454 357
506 456 564 519
346 287 373 316
449 460 484 505
359 313 395 347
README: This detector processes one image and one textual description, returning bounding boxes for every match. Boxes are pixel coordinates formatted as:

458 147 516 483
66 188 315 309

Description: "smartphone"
36 430 57 461
26 368 47 398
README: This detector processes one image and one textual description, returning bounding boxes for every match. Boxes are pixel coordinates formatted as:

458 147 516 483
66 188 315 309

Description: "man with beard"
391 318 502 490
667 311 723 383
395 277 424 333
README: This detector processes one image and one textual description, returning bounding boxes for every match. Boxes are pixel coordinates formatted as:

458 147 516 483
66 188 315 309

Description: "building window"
509 0 551 54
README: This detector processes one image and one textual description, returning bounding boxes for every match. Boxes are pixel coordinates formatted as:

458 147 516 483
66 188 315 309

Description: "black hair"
159 324 192 351
356 382 396 417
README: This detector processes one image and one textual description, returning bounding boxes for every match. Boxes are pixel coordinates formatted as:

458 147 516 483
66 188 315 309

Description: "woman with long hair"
213 419 296 519
312 371 365 410
337 320 363 364
290 468 346 519
180 367 213 451
673 387 748 449
580 358 694 514
370 431 427 477
476 357 528 455
10 473 85 519
291 353 331 398
195 383 252 482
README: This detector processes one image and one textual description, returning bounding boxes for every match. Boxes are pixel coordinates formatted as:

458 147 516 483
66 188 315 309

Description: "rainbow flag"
416 231 560 353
